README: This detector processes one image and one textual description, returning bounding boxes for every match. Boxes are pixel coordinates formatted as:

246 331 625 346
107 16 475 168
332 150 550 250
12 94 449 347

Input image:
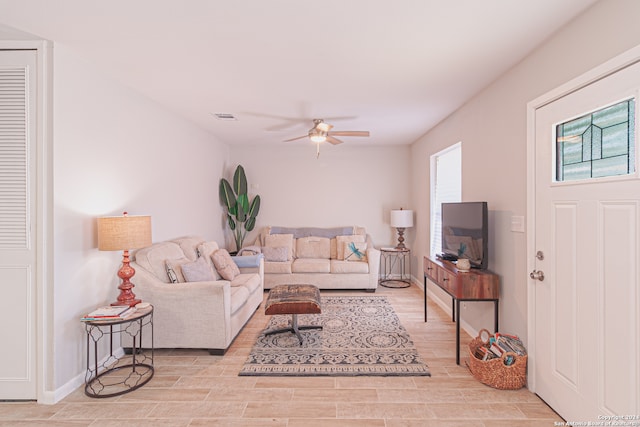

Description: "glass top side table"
83 305 154 397
379 247 412 288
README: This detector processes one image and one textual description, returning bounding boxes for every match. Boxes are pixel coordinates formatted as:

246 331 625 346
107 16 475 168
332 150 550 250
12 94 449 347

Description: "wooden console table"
423 256 499 365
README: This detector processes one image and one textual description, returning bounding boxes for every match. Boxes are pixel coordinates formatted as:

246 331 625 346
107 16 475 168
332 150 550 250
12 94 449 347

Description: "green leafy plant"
219 165 261 251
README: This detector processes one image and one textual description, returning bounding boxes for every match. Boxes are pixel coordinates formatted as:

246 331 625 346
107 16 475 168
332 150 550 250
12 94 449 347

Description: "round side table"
379 247 412 288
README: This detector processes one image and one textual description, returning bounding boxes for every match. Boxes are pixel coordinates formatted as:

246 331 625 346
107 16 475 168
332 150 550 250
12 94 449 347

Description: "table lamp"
97 212 152 306
390 208 413 249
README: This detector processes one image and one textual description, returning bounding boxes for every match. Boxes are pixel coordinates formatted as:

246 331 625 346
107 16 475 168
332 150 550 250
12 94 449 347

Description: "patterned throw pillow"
181 255 216 282
344 241 368 262
210 249 240 280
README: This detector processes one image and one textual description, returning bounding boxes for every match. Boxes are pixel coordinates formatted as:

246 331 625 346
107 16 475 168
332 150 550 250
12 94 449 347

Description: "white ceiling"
0 0 598 147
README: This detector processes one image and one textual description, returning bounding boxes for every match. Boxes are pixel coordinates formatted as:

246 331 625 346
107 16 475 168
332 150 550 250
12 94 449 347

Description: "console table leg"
423 275 428 322
452 299 455 323
456 299 461 365
494 300 499 333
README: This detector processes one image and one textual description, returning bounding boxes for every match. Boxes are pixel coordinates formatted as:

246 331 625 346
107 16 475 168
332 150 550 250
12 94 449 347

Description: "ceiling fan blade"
283 135 308 142
327 135 344 145
329 131 370 137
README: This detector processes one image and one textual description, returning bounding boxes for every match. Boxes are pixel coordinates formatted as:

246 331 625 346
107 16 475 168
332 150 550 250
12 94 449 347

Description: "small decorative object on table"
456 258 471 272
467 328 527 390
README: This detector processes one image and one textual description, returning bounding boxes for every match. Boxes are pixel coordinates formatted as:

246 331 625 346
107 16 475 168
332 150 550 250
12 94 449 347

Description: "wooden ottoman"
264 284 322 344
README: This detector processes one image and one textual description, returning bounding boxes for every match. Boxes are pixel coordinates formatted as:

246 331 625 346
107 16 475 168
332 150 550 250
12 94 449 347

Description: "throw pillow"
344 241 368 262
264 233 294 260
335 235 366 260
211 249 240 280
181 255 216 282
165 258 190 283
196 241 222 280
262 246 289 262
296 237 330 259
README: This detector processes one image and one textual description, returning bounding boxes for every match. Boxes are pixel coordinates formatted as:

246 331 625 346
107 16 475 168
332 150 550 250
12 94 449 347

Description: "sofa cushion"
196 241 222 280
172 236 205 261
292 258 331 273
330 238 338 259
262 246 289 262
344 241 368 262
230 272 262 292
211 249 240 280
331 259 370 274
296 237 330 259
335 235 366 260
134 242 186 283
165 257 191 283
181 255 216 282
230 286 250 315
264 261 292 274
264 233 294 260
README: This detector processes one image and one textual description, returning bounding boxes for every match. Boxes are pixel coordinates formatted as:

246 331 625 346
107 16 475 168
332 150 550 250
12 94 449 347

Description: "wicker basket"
467 329 527 390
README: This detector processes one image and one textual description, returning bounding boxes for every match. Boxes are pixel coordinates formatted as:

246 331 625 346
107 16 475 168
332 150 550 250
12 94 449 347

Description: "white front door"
0 49 38 399
532 58 640 420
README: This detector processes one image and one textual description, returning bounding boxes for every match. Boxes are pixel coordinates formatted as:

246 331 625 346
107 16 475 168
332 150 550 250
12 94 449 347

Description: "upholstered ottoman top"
265 284 322 316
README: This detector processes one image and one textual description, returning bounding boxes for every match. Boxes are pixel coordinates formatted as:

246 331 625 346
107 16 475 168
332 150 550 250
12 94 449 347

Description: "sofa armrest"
231 254 263 268
131 265 235 348
233 255 264 289
366 235 381 289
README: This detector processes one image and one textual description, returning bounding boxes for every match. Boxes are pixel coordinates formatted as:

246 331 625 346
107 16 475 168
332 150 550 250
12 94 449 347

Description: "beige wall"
411 0 640 344
51 44 229 392
229 144 412 250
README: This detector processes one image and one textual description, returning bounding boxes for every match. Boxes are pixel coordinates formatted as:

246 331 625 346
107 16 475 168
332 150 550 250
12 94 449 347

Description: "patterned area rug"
239 295 431 376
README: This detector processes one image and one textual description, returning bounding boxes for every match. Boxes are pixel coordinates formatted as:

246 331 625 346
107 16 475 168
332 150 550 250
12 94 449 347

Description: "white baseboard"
424 283 479 339
40 347 125 404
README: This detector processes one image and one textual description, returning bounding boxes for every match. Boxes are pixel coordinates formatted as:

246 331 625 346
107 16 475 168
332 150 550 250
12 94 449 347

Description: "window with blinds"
430 143 462 257
0 66 28 248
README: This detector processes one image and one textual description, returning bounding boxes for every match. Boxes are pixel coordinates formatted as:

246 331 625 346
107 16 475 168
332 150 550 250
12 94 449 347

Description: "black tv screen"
441 201 488 269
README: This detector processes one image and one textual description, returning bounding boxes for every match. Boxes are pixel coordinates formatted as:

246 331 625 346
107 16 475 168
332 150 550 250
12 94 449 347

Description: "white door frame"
526 44 640 393
0 40 54 403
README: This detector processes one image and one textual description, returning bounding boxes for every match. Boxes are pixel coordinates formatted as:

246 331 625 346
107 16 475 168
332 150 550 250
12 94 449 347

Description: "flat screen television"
440 201 488 269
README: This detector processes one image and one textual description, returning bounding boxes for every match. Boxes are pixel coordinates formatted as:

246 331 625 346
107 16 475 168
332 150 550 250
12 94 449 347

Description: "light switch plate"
511 215 525 233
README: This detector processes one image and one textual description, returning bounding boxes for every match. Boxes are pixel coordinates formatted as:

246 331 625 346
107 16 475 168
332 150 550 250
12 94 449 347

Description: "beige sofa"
130 236 264 354
244 226 380 291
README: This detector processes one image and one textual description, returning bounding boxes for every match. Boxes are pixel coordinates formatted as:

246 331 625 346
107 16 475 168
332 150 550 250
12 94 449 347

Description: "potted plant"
219 165 261 252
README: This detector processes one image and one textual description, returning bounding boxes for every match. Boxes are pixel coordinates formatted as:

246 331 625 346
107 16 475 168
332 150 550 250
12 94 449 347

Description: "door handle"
529 270 545 281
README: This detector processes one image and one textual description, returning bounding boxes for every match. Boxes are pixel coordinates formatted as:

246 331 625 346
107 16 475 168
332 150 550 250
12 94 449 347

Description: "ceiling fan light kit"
284 118 370 157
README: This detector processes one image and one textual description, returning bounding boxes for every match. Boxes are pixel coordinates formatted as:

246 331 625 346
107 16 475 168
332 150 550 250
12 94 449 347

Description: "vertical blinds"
0 66 28 248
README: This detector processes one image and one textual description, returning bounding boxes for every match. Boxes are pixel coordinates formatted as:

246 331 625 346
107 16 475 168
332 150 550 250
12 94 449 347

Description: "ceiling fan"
283 119 370 157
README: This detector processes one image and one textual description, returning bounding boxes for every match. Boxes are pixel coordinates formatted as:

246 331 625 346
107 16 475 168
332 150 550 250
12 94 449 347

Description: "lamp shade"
97 215 152 251
390 209 413 228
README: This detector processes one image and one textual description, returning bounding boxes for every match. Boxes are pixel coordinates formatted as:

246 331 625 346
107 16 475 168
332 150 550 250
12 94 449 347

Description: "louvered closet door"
0 50 37 399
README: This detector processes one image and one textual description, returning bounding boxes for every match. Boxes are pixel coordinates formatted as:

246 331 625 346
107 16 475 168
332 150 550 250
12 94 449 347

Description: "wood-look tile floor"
0 284 563 426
